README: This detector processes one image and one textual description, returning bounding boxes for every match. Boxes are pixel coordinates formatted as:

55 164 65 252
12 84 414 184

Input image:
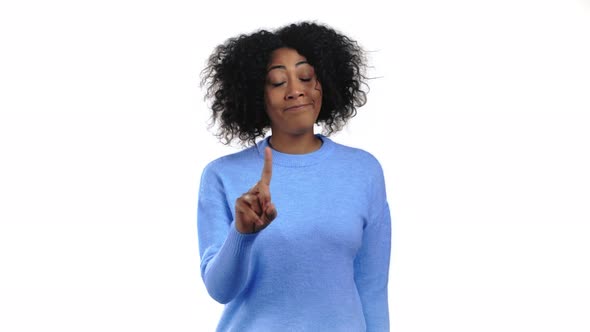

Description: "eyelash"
271 78 312 87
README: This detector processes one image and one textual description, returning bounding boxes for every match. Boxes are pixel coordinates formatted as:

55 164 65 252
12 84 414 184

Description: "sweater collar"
256 134 335 167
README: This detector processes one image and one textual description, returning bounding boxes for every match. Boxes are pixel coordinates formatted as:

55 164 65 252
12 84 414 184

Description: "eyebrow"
267 61 309 73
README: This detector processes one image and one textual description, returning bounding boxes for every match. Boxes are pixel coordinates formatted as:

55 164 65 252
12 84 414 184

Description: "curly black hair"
200 21 368 146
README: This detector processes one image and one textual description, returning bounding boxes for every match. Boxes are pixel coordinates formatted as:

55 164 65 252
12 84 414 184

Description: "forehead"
267 47 309 69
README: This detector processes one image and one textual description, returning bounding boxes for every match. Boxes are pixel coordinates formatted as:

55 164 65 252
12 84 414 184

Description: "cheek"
311 81 322 103
264 91 282 120
264 90 276 110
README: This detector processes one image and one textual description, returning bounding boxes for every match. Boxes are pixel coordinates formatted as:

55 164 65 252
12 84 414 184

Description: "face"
264 48 322 137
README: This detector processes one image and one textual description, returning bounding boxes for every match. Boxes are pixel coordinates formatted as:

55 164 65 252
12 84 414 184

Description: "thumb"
263 202 277 222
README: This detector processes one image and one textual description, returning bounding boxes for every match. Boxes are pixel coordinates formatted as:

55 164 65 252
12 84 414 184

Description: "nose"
285 81 305 100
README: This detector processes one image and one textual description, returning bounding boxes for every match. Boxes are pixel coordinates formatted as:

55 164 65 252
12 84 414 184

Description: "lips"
284 103 312 111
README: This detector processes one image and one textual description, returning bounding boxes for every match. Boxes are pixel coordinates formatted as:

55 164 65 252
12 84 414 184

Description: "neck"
268 132 322 154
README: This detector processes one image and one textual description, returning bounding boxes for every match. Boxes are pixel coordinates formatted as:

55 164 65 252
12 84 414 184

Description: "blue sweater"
197 135 391 331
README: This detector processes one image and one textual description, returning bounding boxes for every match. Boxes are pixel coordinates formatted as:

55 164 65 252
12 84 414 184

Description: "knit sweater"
197 134 391 332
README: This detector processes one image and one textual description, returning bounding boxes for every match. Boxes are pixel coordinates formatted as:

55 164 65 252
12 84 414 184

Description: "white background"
1 0 589 331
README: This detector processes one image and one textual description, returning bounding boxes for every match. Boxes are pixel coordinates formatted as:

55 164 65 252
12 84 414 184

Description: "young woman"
198 21 391 331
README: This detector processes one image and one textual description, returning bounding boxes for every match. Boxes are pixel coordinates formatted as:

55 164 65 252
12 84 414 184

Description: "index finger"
260 146 272 185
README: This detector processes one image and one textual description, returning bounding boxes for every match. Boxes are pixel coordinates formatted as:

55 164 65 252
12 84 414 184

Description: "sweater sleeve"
197 163 258 304
353 162 391 331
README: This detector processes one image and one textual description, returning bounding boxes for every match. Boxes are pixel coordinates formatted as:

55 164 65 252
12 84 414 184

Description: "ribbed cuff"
221 221 259 258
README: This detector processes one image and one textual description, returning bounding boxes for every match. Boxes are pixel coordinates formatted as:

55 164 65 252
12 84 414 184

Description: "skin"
264 47 323 154
235 146 276 233
234 48 323 233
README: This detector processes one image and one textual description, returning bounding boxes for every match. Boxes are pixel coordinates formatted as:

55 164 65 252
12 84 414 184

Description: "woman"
198 21 391 331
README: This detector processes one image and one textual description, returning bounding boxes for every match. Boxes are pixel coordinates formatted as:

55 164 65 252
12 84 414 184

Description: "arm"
354 166 391 331
197 165 258 304
197 149 277 304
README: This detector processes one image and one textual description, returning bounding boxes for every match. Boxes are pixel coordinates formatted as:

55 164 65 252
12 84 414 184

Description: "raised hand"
235 147 278 233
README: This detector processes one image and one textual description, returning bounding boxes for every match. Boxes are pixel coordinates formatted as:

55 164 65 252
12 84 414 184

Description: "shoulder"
329 139 385 174
325 138 389 206
201 144 260 178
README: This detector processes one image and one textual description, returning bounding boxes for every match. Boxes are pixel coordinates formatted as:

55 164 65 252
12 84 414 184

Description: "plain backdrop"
1 0 589 331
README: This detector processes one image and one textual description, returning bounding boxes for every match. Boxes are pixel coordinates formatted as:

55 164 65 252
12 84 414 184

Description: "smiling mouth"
285 103 312 111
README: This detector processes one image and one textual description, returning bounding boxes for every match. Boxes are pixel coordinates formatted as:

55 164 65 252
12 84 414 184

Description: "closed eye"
269 78 312 87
